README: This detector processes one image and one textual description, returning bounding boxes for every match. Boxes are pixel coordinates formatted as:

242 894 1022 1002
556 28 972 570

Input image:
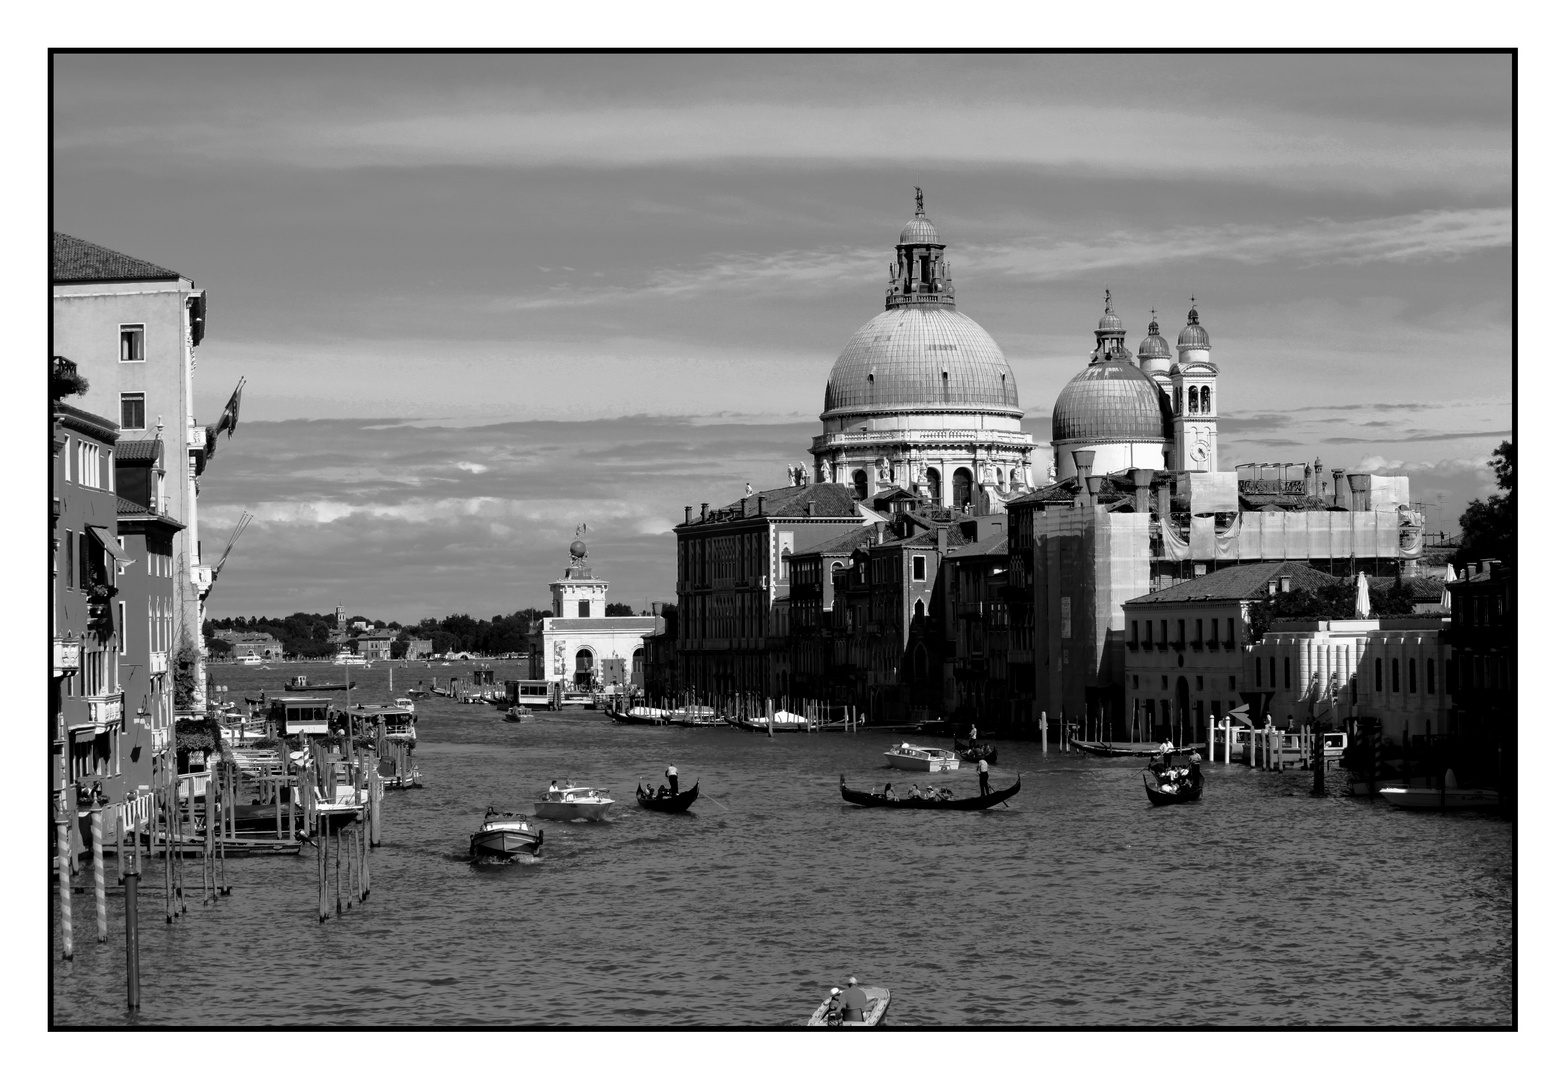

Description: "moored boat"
610 706 670 725
469 808 543 861
635 778 700 812
839 774 1018 810
883 742 961 772
670 706 726 727
283 675 356 692
1379 786 1499 810
806 985 892 1027
533 781 615 822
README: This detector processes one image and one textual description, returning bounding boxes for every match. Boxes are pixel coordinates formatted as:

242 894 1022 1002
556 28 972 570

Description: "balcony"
149 650 168 675
79 695 122 731
53 637 81 677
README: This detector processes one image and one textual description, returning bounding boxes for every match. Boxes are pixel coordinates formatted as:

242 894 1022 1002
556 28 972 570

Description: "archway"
1175 675 1190 745
852 469 868 500
574 647 596 690
1200 385 1211 413
926 467 942 504
952 467 973 509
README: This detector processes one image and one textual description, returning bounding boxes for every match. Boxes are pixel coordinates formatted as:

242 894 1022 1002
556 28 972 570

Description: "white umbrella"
1354 571 1372 618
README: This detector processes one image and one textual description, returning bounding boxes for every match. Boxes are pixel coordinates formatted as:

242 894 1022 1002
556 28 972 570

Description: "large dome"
1051 359 1173 443
823 306 1020 420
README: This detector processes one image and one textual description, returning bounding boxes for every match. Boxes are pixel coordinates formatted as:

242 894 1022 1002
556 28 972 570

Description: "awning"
87 525 130 567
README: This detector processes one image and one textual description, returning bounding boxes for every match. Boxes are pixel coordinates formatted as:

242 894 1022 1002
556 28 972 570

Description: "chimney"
1085 475 1104 501
806 500 816 517
651 601 663 616
684 505 692 525
1280 575 1292 593
937 524 949 554
1347 473 1371 512
1332 469 1348 509
875 522 886 545
1132 468 1154 514
700 502 709 520
1155 478 1172 523
757 493 768 516
1072 450 1096 508
1467 562 1478 580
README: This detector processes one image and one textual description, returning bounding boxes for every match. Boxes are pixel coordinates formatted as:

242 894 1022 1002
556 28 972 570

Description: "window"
1427 657 1436 693
1161 675 1168 690
1408 658 1417 694
120 324 145 363
1160 620 1168 645
1188 387 1199 413
1283 660 1290 690
1132 675 1139 689
912 555 926 581
1391 658 1399 693
121 393 146 430
1200 386 1211 413
1375 658 1383 692
1178 619 1186 647
118 601 127 654
1269 656 1276 687
1196 676 1204 690
578 600 590 618
1227 618 1235 646
1228 675 1236 690
1255 658 1261 684
1061 597 1072 638
852 470 868 500
65 531 75 588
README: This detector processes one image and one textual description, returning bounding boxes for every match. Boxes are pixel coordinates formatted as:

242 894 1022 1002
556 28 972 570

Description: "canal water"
51 661 1513 1027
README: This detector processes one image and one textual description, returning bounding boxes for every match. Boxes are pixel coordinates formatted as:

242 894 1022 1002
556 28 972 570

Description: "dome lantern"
1177 295 1211 351
886 187 955 309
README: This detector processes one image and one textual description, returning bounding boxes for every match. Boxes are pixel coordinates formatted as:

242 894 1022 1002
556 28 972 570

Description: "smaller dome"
1138 315 1170 360
899 213 940 245
1097 290 1124 334
1177 299 1210 350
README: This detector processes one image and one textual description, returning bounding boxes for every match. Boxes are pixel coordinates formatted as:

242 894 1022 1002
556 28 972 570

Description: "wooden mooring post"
91 806 108 942
124 835 141 1011
56 801 74 961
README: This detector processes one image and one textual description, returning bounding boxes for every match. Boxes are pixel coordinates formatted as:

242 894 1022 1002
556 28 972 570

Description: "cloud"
454 461 489 473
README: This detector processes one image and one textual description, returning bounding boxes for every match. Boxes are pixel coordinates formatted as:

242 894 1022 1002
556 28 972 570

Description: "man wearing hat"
841 976 869 1022
823 987 843 1026
665 763 679 796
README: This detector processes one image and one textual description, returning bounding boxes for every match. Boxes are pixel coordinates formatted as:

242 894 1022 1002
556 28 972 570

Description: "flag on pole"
214 378 245 440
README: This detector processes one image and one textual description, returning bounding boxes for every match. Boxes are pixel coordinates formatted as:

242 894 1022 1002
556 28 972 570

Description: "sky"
50 53 1514 622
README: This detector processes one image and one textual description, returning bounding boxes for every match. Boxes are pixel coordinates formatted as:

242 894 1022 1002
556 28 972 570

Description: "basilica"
812 192 1220 509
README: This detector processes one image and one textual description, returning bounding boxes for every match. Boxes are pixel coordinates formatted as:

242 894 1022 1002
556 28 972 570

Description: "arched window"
852 469 868 500
1200 386 1211 413
913 599 925 622
926 467 942 503
952 467 973 509
1188 386 1199 414
575 648 594 672
632 647 644 674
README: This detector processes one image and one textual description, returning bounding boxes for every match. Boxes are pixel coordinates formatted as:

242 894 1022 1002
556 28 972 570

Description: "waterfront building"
1123 561 1337 744
938 525 1010 725
532 541 657 694
1444 559 1513 793
357 633 394 663
53 233 221 715
811 193 1036 510
673 482 870 701
403 636 435 659
210 629 284 660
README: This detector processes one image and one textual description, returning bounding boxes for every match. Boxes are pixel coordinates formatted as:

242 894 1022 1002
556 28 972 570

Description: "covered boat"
839 774 1018 810
1379 786 1500 810
635 779 700 812
609 705 670 725
883 743 961 772
670 706 726 727
533 782 615 822
806 986 893 1027
469 808 543 861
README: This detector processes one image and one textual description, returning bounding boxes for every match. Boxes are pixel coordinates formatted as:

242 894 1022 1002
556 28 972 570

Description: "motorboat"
806 985 892 1027
635 778 699 812
1144 760 1204 805
347 704 418 748
1379 786 1500 810
533 782 615 822
503 705 533 722
334 651 369 666
883 743 961 772
394 696 417 714
283 674 356 692
840 774 1017 810
469 808 543 861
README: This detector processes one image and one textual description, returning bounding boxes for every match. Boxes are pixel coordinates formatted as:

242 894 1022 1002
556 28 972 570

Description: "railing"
811 429 1032 449
86 695 122 728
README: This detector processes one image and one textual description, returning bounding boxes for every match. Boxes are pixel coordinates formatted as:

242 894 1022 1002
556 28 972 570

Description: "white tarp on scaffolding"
1207 509 1410 561
1369 475 1410 510
1189 471 1239 515
1188 515 1216 559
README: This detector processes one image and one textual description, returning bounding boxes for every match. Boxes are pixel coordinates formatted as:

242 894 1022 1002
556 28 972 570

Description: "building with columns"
533 540 658 695
812 192 1035 512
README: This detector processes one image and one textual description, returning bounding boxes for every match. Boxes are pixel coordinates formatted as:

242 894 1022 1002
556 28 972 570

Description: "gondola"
609 706 669 725
953 737 998 764
635 779 700 812
839 774 1018 810
1143 763 1203 805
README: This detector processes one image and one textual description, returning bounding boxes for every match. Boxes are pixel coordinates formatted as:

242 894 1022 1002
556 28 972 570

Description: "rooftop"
53 232 182 284
1126 561 1338 605
542 617 658 631
695 482 863 524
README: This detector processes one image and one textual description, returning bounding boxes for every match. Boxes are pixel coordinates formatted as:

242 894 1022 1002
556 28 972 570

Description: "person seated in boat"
882 782 896 801
824 988 843 1026
907 783 923 800
841 977 869 1022
924 784 938 800
657 784 669 799
548 780 559 793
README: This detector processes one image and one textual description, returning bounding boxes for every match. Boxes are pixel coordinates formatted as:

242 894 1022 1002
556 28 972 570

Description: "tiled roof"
53 233 181 283
944 530 1009 559
705 482 863 522
116 496 149 515
116 439 162 464
1126 561 1338 605
792 523 881 557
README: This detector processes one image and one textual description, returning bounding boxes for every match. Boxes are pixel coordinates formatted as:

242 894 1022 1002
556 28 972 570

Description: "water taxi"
533 781 615 822
1379 785 1500 810
883 743 961 772
469 808 543 861
347 703 418 748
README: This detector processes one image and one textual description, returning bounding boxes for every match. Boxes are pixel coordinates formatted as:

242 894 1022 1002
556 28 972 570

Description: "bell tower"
885 187 956 310
1172 297 1218 472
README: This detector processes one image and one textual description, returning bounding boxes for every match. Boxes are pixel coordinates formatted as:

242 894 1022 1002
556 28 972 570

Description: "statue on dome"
915 186 924 214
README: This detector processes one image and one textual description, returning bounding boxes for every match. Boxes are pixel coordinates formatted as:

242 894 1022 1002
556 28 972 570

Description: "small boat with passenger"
806 982 892 1027
469 808 543 861
635 778 700 812
839 774 1018 810
533 781 615 822
1144 755 1204 805
884 742 961 772
953 737 998 764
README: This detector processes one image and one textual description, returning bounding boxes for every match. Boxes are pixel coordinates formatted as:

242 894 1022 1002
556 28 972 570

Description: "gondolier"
665 764 679 795
977 756 991 796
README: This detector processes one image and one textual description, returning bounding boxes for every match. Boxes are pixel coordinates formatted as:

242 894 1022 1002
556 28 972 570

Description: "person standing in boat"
1159 738 1174 769
665 764 679 796
977 754 992 796
969 722 979 744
